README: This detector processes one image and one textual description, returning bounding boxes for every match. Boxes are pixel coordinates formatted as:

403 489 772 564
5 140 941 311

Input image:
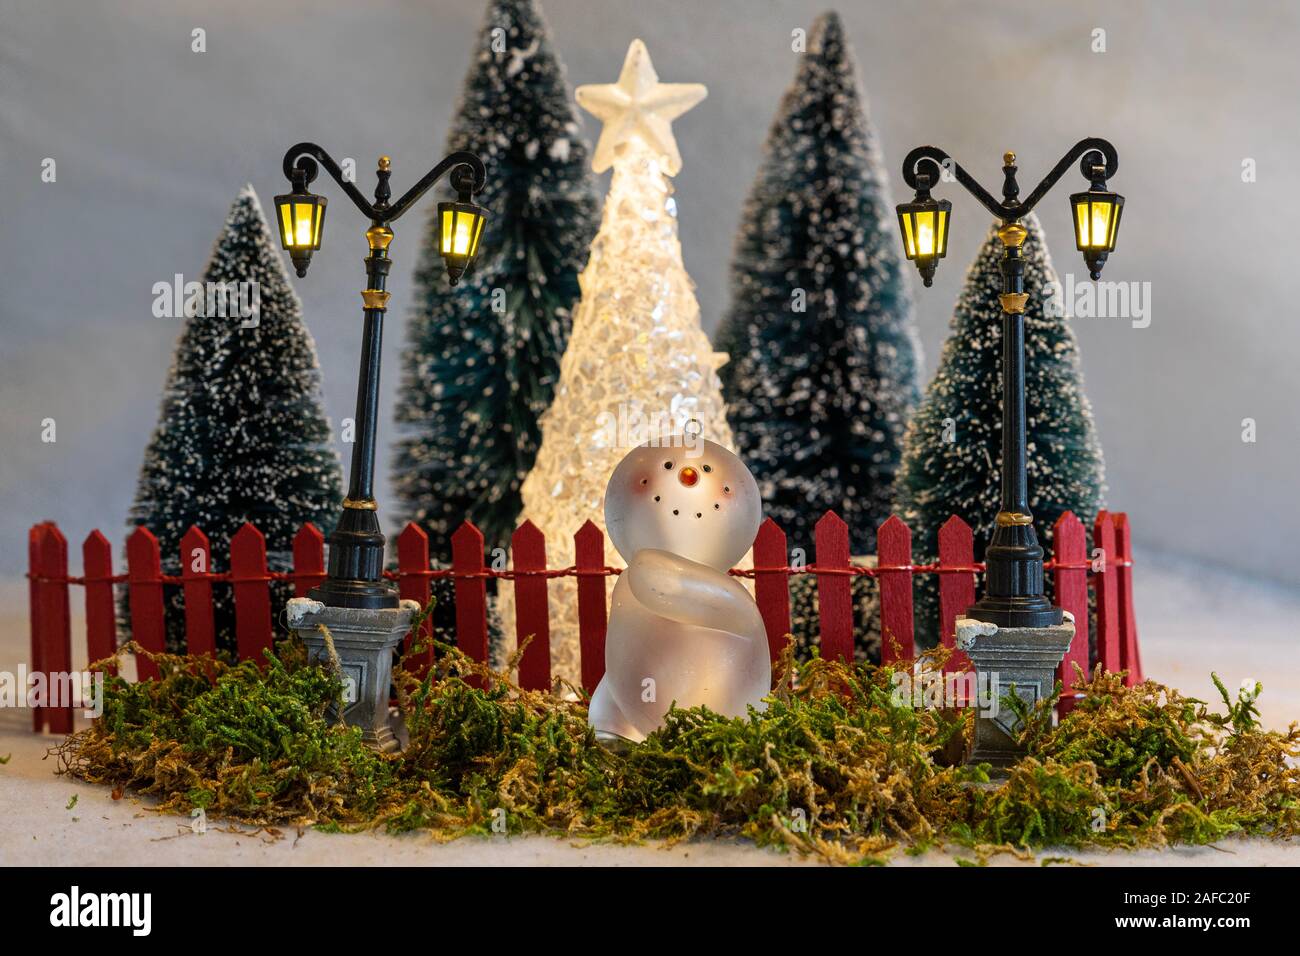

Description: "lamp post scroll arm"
902 146 1006 219
383 150 487 223
281 142 376 219
1015 137 1119 218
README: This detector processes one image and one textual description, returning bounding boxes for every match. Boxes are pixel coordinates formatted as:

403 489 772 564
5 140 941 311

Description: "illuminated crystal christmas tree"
500 39 734 684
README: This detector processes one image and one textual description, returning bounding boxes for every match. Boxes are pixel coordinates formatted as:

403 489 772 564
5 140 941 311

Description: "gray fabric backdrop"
2 0 1297 585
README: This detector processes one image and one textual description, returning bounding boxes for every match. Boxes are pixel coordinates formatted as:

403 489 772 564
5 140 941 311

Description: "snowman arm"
626 549 765 636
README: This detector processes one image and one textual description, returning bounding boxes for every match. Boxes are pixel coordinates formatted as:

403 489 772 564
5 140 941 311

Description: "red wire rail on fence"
25 510 1142 733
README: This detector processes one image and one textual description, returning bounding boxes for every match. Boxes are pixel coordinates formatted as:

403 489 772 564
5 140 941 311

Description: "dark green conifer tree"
129 186 342 651
393 0 599 562
715 10 921 559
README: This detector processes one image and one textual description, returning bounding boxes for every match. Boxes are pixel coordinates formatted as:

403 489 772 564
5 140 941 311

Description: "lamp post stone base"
286 597 418 753
956 613 1075 770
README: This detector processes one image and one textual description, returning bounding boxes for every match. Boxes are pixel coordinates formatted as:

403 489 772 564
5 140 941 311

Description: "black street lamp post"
896 140 1123 629
275 145 488 610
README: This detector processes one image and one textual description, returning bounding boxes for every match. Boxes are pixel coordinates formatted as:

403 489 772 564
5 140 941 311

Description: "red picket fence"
25 510 1142 733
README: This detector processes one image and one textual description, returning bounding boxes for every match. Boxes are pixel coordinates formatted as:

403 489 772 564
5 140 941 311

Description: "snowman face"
605 438 761 570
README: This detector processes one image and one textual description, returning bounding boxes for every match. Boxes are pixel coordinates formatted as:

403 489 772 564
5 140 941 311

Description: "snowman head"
604 437 761 570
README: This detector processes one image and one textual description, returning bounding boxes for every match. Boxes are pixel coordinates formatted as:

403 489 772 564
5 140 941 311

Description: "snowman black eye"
702 464 712 473
664 461 673 470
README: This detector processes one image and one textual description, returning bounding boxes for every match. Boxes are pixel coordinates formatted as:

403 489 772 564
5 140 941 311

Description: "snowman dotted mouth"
652 492 721 517
645 463 725 517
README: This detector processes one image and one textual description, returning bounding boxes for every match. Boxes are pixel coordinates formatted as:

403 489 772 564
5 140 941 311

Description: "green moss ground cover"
55 613 1300 865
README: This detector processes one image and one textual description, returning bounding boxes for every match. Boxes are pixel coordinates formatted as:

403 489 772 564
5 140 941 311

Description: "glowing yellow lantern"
896 191 951 287
273 187 327 277
1070 184 1124 279
437 199 488 285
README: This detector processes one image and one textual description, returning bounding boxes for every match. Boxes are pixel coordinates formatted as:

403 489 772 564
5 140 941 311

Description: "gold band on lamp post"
361 289 391 310
342 497 379 511
997 221 1028 248
999 293 1029 313
995 510 1034 527
366 224 394 251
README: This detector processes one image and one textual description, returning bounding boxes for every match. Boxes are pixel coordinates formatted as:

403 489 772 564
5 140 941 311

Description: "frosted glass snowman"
589 437 770 744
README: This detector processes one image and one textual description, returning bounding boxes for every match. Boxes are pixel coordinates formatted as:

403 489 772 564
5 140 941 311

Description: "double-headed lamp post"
275 144 488 610
896 139 1123 629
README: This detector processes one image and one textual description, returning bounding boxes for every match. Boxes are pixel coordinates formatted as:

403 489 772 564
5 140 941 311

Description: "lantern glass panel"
1106 202 1123 248
1081 200 1112 248
278 203 295 248
451 212 473 256
440 208 454 256
470 212 485 257
913 210 937 257
295 202 318 247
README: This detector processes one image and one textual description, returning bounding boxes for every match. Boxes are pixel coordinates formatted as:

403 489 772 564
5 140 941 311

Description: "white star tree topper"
575 39 707 176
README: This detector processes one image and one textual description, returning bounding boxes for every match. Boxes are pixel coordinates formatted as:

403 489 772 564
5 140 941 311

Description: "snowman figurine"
588 437 770 744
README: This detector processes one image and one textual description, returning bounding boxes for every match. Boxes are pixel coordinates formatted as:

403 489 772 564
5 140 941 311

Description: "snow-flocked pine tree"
502 40 731 685
893 213 1105 645
393 0 600 562
128 186 342 652
715 11 920 559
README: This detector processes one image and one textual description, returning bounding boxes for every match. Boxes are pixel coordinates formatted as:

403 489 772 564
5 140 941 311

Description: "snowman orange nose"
678 466 699 487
